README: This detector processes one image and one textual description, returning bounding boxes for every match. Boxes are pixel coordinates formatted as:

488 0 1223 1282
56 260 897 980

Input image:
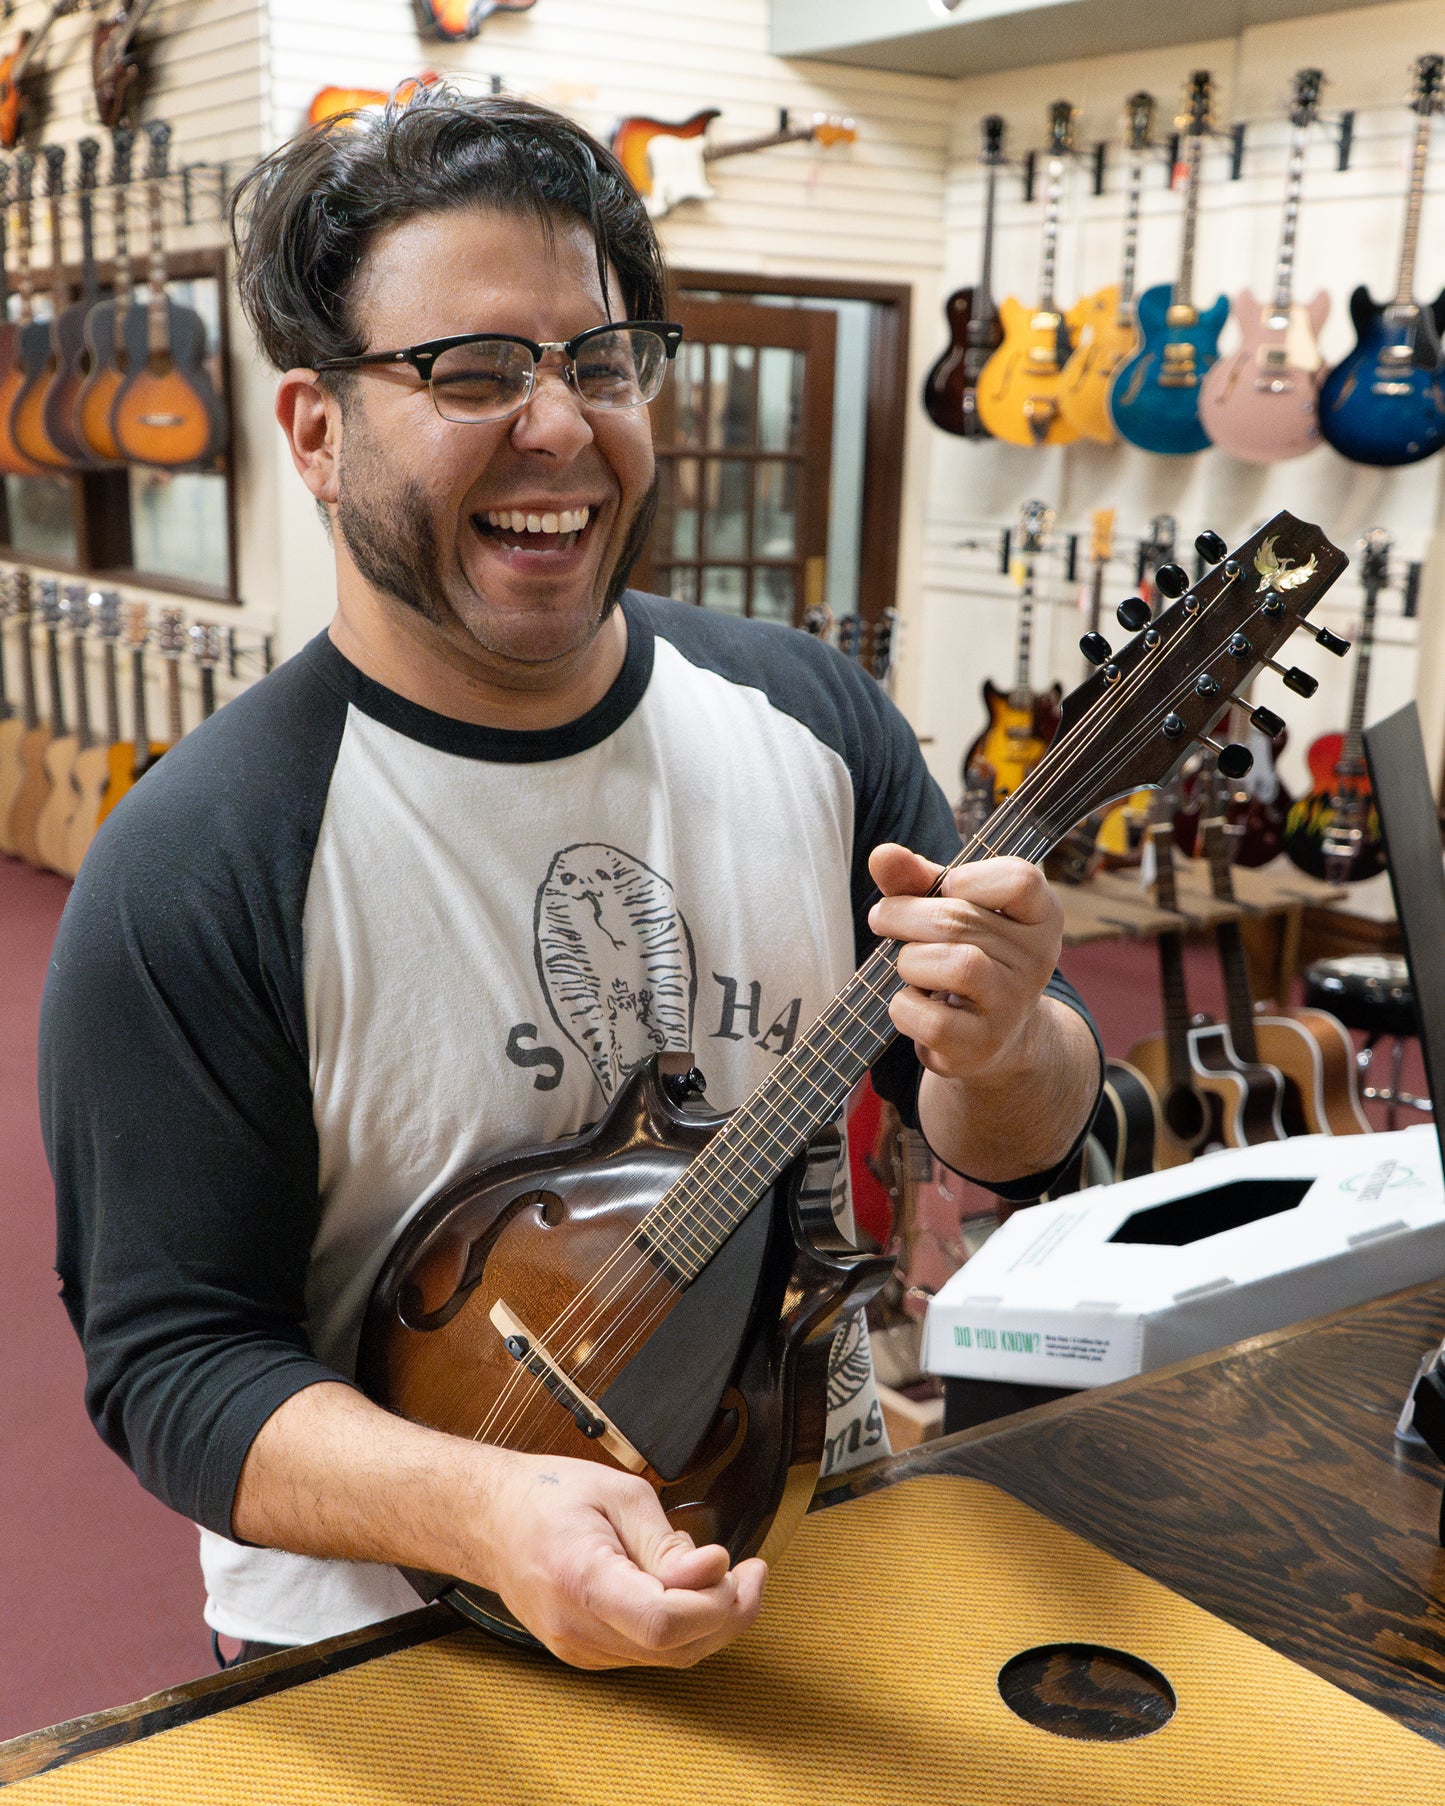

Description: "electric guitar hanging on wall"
357 510 1347 1643
412 0 536 40
1284 527 1389 882
962 499 1062 805
610 109 856 221
1109 72 1227 455
1058 90 1154 444
1199 68 1329 464
976 100 1084 446
1317 53 1445 467
91 0 156 127
921 114 1005 438
0 0 85 150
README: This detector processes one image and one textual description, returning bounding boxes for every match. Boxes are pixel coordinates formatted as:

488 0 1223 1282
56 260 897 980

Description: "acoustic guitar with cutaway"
1058 90 1154 444
921 114 1005 439
43 136 104 466
976 101 1084 446
59 589 121 877
0 570 31 854
963 500 1061 806
12 143 81 471
8 579 64 867
356 509 1347 1644
91 0 155 128
0 152 52 477
35 586 94 872
112 119 226 467
1199 70 1329 465
610 109 856 221
0 0 84 150
96 598 165 825
1198 802 1370 1137
75 123 137 464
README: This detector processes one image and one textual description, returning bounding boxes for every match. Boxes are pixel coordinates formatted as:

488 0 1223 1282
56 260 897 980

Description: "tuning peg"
1313 626 1349 657
1116 595 1151 630
1230 699 1285 738
1161 711 1254 778
1153 563 1190 598
1080 632 1113 665
1262 656 1318 697
1195 530 1228 564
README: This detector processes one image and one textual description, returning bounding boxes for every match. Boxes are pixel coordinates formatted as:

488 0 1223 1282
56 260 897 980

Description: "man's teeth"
483 506 591 535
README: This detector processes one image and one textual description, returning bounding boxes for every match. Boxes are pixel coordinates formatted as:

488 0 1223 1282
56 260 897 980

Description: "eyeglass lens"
428 328 670 423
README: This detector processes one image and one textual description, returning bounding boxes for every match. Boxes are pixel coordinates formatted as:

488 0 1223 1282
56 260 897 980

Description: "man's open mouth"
474 505 593 551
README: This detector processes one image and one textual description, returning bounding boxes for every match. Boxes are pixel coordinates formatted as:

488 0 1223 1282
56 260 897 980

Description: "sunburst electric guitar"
611 110 856 221
977 100 1084 445
356 508 1346 1644
1058 90 1154 444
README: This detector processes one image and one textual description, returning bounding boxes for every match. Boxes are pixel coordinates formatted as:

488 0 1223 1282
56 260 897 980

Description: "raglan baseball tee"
40 590 1100 1646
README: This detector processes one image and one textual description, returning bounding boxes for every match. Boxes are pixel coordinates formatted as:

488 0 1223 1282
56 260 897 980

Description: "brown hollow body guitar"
357 510 1347 1644
921 114 1005 438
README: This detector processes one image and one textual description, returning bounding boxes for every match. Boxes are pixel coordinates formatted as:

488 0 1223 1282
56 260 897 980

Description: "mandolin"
1318 54 1445 468
0 570 28 854
0 0 84 151
12 143 79 471
1109 72 1228 456
1058 91 1154 444
43 136 104 466
34 585 91 871
962 500 1062 806
921 114 1005 439
1199 70 1328 465
75 123 137 464
1126 795 1286 1165
357 509 1346 1642
112 119 226 468
611 109 856 222
59 588 121 876
1284 527 1388 883
8 579 63 866
0 151 52 477
1199 802 1370 1136
96 598 164 824
91 0 155 127
976 101 1084 446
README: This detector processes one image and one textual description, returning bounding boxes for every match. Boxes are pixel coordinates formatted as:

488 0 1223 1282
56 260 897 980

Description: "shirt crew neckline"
304 593 657 764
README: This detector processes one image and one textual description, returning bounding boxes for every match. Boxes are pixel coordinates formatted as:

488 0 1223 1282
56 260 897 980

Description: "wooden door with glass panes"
637 297 836 626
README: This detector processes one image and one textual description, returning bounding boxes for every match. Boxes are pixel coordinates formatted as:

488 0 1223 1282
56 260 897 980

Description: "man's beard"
335 430 659 646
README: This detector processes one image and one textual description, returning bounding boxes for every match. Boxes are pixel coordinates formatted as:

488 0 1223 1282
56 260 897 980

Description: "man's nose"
508 366 595 458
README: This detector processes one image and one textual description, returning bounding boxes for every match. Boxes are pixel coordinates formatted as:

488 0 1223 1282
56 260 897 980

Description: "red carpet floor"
0 853 1429 1741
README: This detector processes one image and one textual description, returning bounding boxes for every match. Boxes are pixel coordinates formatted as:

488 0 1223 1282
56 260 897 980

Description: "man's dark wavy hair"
229 85 669 374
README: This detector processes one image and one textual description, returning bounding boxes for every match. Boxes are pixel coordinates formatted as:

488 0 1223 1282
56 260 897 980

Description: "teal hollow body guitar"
1317 55 1445 469
1109 71 1226 456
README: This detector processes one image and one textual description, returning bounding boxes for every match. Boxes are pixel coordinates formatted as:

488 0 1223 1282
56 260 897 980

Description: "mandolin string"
473 558 1308 1456
471 559 1298 1453
472 556 1325 1453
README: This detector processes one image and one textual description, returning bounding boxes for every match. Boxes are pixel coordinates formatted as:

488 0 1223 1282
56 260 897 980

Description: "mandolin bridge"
488 1299 647 1474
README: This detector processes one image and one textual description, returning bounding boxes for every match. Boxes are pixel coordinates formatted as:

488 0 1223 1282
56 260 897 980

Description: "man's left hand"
866 844 1064 1082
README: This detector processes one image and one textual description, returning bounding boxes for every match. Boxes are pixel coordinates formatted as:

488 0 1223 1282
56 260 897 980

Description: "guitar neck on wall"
922 113 1006 439
611 108 857 221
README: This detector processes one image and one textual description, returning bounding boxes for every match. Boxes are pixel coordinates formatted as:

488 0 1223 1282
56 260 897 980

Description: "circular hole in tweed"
997 1642 1176 1740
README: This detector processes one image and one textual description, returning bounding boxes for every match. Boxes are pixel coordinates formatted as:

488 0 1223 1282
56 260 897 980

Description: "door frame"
668 270 912 627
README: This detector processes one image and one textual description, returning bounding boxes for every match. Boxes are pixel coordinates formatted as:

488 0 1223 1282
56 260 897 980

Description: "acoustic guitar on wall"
1058 90 1155 444
0 152 52 477
34 585 92 872
112 118 226 467
976 100 1084 446
12 143 79 471
0 571 32 853
43 136 104 466
96 598 165 824
1199 69 1329 464
8 578 63 867
1109 72 1228 455
75 123 137 464
610 108 856 221
60 588 121 876
921 114 1005 439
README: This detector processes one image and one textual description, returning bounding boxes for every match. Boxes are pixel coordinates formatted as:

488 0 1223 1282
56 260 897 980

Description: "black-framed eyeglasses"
314 321 684 424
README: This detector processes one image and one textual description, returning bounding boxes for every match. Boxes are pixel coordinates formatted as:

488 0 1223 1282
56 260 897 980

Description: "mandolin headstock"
1022 511 1347 845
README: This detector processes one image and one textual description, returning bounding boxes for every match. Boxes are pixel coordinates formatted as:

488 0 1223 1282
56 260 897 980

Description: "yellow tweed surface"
10 1476 1443 1804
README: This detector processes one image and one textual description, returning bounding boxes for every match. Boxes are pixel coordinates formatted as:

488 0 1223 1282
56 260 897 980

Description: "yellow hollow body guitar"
977 101 1084 447
1059 92 1155 444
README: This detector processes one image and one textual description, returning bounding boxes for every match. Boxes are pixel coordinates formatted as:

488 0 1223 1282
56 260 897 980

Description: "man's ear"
276 370 341 506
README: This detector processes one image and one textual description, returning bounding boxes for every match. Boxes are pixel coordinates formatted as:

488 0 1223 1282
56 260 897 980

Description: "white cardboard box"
921 1126 1445 1389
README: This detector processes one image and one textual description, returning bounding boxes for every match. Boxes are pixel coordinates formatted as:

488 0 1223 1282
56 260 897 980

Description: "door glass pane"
128 469 229 590
757 346 803 452
705 343 757 449
673 340 705 447
754 460 797 559
753 566 797 625
703 459 751 558
660 566 697 606
4 476 76 561
700 566 746 615
665 456 699 559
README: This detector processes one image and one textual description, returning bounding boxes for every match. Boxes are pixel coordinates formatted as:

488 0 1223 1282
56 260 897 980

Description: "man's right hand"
232 1382 766 1670
473 1449 767 1669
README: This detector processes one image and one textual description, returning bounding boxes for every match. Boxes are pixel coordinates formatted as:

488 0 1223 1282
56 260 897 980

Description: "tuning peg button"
1314 626 1350 657
1080 632 1113 665
1195 531 1228 564
1215 742 1254 780
1154 563 1190 598
1116 595 1152 630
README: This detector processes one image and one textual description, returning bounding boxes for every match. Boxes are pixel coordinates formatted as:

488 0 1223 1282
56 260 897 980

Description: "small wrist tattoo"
537 1472 560 1485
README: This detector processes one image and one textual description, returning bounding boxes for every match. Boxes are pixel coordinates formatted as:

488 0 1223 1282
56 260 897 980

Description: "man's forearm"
916 994 1101 1187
